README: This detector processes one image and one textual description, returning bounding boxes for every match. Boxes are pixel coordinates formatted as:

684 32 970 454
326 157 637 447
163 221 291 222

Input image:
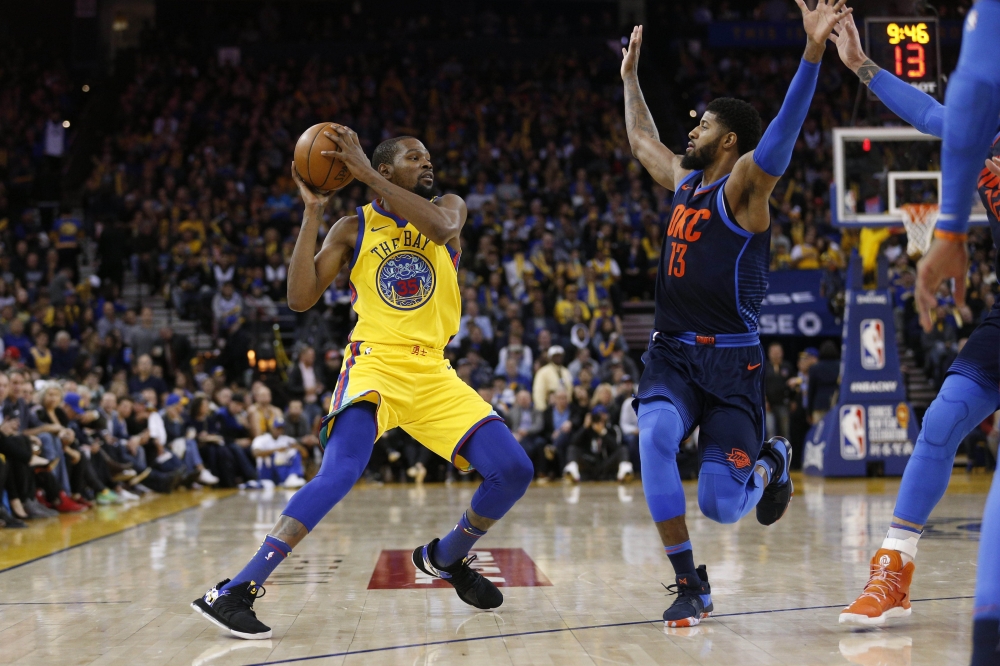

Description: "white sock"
882 524 922 565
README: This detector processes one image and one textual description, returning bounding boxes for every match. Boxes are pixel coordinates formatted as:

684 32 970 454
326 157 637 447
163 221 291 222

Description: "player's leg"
841 374 1000 626
972 474 1000 666
637 397 714 627
191 402 377 639
412 418 533 609
696 403 790 527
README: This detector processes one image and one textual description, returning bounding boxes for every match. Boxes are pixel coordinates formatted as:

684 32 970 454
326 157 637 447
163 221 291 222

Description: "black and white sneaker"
191 579 272 639
756 436 793 526
412 538 503 609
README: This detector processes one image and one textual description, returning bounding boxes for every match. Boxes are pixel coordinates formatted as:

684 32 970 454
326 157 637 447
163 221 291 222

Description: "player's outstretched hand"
986 155 1000 177
291 162 333 208
915 237 969 333
322 124 374 179
796 0 852 46
830 15 866 72
621 25 642 80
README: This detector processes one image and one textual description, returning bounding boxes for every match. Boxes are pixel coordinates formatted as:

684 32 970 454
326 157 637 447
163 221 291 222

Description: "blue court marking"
0 494 240 576
242 595 975 665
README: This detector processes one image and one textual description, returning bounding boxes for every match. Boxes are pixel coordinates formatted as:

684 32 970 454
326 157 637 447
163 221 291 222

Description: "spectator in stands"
287 345 326 407
507 389 546 476
246 384 282 438
922 304 959 388
563 405 632 483
211 282 244 337
50 331 78 378
251 419 305 488
148 393 218 486
533 345 572 411
764 342 792 439
128 307 159 360
27 331 52 378
808 341 841 423
128 354 168 398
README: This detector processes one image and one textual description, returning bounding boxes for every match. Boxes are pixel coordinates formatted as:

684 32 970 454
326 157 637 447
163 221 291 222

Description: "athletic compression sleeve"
938 0 1000 235
752 58 820 177
868 70 944 138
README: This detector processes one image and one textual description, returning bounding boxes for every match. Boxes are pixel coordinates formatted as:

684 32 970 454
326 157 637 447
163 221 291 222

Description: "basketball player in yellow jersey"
191 129 534 640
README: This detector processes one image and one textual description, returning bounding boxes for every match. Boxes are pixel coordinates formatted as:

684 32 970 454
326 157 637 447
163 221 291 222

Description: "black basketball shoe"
191 579 272 639
663 565 714 627
412 538 503 609
756 436 793 526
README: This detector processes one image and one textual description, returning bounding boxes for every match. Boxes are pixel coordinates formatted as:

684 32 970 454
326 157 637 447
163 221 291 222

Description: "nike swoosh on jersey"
747 362 761 371
370 225 390 232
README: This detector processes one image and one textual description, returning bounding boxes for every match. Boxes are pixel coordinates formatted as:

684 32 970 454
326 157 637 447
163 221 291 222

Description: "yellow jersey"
348 200 461 350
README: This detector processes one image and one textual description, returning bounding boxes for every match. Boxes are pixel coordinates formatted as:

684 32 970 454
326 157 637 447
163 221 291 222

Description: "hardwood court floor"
0 472 992 665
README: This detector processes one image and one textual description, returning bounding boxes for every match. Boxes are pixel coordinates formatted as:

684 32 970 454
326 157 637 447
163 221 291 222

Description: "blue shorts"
947 308 1000 394
636 332 766 484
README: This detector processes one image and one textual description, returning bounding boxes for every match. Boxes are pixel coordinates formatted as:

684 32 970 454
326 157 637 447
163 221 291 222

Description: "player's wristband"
933 228 968 243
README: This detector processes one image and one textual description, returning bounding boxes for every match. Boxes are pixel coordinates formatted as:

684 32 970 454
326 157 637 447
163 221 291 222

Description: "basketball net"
900 203 938 258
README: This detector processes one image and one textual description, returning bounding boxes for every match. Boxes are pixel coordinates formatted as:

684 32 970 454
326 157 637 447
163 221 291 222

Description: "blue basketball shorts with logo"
636 332 767 484
947 307 1000 393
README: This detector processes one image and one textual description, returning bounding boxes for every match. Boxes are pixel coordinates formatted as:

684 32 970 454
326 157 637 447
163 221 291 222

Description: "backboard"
832 126 988 227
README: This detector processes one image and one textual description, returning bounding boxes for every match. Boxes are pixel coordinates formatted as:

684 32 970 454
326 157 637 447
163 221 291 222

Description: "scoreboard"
864 17 942 99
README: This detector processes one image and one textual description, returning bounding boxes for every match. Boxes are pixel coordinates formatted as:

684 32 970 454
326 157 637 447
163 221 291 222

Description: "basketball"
293 123 355 191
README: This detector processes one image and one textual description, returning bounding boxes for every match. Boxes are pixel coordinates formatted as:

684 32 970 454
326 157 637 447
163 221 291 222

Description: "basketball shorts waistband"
346 340 445 359
653 331 760 348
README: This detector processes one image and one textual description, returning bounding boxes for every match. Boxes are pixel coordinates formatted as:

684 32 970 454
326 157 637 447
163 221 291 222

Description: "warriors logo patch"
376 251 435 310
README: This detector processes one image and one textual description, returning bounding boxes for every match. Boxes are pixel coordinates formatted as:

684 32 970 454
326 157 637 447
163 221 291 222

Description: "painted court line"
243 595 975 665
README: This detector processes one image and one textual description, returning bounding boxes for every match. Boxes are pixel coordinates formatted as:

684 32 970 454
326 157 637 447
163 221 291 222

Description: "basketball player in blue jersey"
191 129 534 639
621 0 850 628
830 16 1000 662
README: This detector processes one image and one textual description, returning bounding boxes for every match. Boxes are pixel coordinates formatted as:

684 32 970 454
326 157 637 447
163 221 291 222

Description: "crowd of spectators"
2 1 999 529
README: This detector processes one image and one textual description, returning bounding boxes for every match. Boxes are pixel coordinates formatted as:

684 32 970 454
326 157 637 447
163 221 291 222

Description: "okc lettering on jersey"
664 204 708 277
367 229 433 260
979 164 1000 220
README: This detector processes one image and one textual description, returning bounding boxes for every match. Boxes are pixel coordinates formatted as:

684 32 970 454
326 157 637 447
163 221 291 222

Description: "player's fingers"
953 272 967 309
831 0 848 12
916 291 933 332
794 0 808 15
986 157 1000 177
290 162 303 184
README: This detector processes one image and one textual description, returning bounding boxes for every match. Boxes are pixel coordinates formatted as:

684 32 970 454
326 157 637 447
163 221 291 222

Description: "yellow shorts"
322 341 499 471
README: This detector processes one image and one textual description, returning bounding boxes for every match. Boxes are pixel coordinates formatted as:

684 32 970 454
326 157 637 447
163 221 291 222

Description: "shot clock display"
864 17 942 98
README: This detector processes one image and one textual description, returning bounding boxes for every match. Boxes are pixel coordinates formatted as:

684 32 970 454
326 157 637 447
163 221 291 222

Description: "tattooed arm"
831 14 944 137
621 26 686 191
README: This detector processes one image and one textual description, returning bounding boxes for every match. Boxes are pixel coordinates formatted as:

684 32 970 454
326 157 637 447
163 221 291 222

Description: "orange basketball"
293 123 355 191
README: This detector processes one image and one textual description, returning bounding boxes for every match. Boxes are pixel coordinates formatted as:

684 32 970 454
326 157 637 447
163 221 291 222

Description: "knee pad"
697 466 747 525
638 399 684 463
918 375 999 458
463 420 533 519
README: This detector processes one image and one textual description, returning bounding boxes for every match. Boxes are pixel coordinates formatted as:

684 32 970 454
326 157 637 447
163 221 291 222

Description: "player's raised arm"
831 15 944 137
621 26 686 191
324 125 465 246
287 163 358 312
726 0 850 233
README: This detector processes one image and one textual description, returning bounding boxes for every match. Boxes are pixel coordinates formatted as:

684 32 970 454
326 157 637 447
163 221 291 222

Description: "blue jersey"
977 132 1000 285
653 171 771 336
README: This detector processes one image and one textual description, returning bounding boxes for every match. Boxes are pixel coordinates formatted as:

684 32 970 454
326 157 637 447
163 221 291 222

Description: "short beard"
412 181 436 198
679 139 721 171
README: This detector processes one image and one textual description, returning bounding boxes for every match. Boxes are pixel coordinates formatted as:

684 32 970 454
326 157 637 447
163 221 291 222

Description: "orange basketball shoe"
839 549 915 626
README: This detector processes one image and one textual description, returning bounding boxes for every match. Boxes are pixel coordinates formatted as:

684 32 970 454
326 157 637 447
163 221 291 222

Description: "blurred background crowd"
0 0 996 528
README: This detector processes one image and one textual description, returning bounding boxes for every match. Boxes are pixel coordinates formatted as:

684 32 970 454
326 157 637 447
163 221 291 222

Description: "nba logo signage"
860 319 885 370
840 405 866 461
